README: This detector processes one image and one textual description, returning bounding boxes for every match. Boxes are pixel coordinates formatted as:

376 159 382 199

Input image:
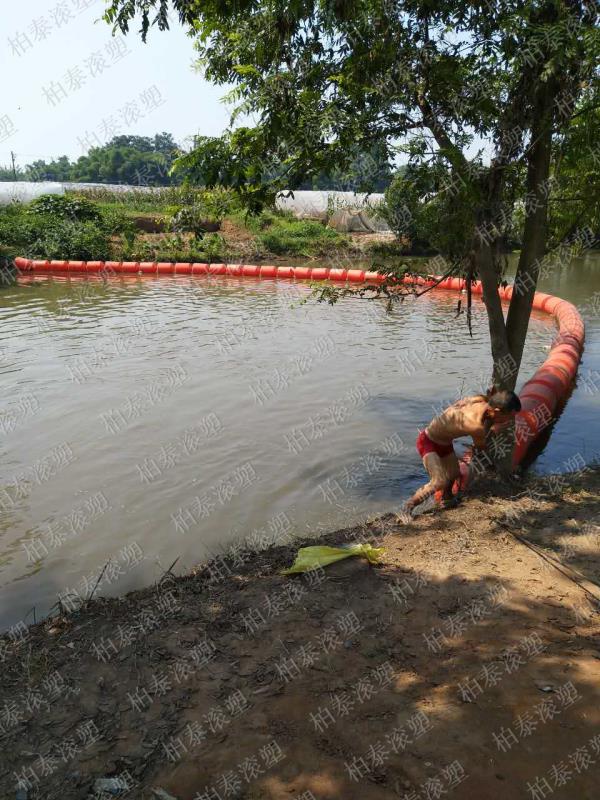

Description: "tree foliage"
547 103 600 246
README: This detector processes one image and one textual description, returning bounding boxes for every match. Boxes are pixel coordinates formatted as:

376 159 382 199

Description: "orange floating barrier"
259 265 277 278
526 373 565 395
449 277 465 291
541 363 573 386
32 260 53 272
293 267 312 280
519 385 558 412
436 277 453 290
276 266 295 279
328 268 347 281
347 269 366 283
241 264 260 277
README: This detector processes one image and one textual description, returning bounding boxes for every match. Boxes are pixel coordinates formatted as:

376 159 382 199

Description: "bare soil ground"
2 470 600 800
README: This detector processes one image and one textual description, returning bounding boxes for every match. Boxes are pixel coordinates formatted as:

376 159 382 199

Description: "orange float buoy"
293 267 312 280
347 269 366 282
276 266 295 279
328 268 347 281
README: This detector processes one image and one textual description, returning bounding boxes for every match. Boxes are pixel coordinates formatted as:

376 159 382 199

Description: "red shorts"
416 430 454 459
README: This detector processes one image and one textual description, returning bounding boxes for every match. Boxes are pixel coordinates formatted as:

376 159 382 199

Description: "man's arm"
472 416 492 450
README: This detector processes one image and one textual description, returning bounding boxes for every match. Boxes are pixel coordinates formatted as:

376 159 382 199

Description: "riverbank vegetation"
0 188 398 264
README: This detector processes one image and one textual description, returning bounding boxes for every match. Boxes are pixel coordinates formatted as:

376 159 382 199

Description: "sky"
0 0 231 169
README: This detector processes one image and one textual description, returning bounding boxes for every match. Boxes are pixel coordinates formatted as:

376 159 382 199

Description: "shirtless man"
404 389 521 514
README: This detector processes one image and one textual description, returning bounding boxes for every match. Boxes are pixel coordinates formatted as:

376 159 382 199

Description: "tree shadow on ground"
486 468 600 607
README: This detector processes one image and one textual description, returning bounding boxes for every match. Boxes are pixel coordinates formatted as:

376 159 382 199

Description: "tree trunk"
504 77 556 391
472 237 511 388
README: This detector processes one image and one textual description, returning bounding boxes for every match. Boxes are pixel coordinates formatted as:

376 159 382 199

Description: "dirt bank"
2 469 600 800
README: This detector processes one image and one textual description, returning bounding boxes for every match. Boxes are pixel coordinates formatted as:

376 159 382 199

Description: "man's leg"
440 451 461 504
405 452 448 513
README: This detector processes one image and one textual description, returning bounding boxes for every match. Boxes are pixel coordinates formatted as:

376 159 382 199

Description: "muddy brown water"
1 252 599 630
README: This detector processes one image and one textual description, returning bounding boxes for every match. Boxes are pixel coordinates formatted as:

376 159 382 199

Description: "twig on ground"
158 556 180 585
86 560 111 607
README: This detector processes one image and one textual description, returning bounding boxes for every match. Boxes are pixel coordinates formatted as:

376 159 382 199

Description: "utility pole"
10 151 17 180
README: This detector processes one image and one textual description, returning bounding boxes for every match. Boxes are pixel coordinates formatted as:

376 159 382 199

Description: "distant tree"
0 165 25 181
0 133 182 186
24 156 73 182
70 132 181 186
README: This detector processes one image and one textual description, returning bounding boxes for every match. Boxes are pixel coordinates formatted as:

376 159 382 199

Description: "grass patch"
127 233 229 263
257 218 348 256
68 186 241 218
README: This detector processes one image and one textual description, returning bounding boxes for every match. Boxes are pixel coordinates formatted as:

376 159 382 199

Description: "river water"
1 253 599 630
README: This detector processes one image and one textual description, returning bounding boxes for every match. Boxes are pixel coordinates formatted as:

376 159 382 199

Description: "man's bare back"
426 395 491 447
404 389 521 515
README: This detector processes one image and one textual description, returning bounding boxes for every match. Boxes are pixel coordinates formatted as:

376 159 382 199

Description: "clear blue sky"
0 0 231 168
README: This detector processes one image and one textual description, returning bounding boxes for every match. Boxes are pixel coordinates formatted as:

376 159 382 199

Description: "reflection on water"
0 253 598 629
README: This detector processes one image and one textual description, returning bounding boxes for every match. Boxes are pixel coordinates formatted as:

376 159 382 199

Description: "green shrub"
0 198 114 260
258 219 347 256
199 188 239 219
99 206 137 251
170 205 216 238
0 203 31 251
27 194 103 223
27 219 112 260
